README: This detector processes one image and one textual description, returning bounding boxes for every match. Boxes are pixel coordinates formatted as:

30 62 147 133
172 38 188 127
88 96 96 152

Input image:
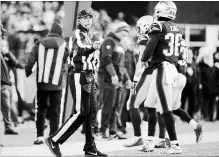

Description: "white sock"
147 136 154 141
171 140 179 145
134 136 142 139
189 119 198 130
159 138 165 142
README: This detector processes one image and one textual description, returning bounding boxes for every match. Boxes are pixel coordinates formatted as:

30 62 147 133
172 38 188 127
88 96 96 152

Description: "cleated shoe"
194 124 203 143
97 132 110 141
138 139 154 152
109 131 127 140
155 138 170 148
5 129 18 135
34 136 44 145
45 136 62 157
158 144 182 155
85 148 108 156
155 140 166 148
165 138 171 147
115 131 127 140
124 137 143 147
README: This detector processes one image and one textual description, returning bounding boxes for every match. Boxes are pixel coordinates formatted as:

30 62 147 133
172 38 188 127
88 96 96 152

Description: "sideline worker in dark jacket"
25 22 69 145
98 21 131 138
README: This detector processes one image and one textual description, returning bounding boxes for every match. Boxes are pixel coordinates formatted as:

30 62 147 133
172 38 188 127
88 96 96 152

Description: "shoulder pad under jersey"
148 21 162 35
137 34 149 45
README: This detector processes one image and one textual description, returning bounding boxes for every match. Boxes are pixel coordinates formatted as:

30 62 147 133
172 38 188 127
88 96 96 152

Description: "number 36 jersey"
148 21 183 64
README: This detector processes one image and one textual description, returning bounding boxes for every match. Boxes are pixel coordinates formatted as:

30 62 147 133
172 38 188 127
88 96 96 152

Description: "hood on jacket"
40 22 65 49
50 22 63 37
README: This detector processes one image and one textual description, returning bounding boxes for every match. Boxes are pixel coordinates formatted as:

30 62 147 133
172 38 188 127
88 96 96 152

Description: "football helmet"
154 1 177 21
77 8 94 30
136 15 153 36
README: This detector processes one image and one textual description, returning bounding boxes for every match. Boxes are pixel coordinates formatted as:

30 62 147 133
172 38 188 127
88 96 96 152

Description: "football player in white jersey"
124 15 157 147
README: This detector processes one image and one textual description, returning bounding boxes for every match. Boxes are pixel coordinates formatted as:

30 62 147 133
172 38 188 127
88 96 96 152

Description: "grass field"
107 142 219 156
1 120 219 156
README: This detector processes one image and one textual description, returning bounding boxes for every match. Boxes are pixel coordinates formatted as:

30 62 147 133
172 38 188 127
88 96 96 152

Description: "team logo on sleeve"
106 45 111 49
148 22 162 34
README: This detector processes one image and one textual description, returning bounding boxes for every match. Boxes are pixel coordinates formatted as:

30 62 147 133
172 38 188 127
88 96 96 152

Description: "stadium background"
1 2 219 155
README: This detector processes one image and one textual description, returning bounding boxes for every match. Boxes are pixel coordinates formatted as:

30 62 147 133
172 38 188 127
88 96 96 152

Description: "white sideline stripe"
52 42 66 85
69 36 73 50
74 73 81 112
38 44 45 82
52 73 81 142
43 49 54 83
52 116 75 142
59 88 66 127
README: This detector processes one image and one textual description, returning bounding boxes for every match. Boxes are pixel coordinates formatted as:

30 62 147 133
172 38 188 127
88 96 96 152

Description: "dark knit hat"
50 22 63 37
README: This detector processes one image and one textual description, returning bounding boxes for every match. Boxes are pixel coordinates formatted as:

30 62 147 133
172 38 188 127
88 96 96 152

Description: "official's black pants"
51 71 95 150
36 89 62 137
99 77 123 134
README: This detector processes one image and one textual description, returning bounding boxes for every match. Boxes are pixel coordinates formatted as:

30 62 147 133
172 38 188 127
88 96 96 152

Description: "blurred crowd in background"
1 1 219 139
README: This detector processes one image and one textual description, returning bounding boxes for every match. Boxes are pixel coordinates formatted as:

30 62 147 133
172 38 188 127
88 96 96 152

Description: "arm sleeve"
100 39 115 66
25 42 38 77
123 68 130 82
141 35 158 62
141 21 162 62
101 39 117 77
106 63 117 77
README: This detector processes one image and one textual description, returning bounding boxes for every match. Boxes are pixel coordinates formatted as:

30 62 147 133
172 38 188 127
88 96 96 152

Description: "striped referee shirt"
25 35 69 90
68 28 98 73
